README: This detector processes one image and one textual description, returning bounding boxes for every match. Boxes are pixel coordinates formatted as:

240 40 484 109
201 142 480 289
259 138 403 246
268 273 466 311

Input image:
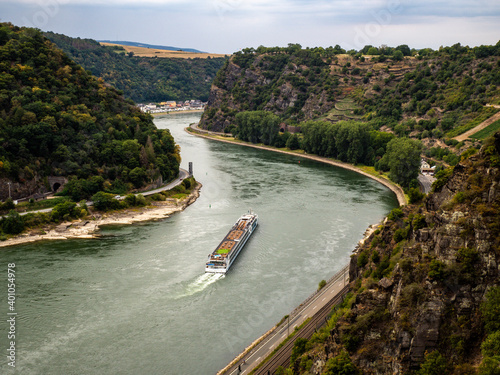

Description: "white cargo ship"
205 212 258 273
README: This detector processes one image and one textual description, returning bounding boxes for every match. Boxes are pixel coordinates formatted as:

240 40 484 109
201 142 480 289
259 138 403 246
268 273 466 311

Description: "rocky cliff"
290 133 500 374
199 44 500 150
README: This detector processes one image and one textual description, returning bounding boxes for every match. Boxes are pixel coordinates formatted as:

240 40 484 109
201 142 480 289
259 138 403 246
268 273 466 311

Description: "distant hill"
99 42 227 59
98 40 204 53
44 32 228 103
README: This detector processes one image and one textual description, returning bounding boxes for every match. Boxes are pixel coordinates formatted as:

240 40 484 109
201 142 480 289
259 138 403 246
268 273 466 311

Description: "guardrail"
289 263 350 319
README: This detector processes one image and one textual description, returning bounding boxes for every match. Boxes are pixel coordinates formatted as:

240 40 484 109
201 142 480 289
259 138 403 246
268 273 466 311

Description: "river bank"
151 109 203 117
0 182 201 248
186 125 407 206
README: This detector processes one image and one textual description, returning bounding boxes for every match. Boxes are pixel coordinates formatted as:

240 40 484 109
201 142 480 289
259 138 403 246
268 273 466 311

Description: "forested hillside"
44 32 227 103
200 42 500 189
0 23 180 200
201 43 499 136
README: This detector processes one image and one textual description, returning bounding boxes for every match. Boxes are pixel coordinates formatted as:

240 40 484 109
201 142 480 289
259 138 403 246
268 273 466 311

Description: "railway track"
254 285 350 374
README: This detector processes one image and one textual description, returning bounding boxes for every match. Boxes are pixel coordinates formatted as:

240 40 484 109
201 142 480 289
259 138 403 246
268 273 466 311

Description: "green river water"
0 113 398 374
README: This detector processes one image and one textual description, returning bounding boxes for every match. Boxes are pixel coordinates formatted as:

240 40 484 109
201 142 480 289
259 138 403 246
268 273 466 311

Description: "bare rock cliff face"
303 137 500 374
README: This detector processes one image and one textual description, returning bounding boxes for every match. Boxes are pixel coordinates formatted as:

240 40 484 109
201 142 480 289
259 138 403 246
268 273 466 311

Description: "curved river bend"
0 113 397 374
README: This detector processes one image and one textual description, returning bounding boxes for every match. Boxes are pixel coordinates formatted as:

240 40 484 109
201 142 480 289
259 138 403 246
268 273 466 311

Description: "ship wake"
176 273 224 298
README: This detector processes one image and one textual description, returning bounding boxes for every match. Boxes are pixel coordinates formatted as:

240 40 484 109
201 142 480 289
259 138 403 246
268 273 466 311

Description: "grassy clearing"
470 119 500 140
446 107 499 138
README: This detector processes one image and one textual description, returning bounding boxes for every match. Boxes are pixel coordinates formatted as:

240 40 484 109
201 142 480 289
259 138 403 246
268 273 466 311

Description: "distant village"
138 99 206 114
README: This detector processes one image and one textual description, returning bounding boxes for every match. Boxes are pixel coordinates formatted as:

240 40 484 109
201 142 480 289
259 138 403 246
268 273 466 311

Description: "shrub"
91 191 120 211
182 178 192 189
0 198 16 212
478 357 500 375
357 250 369 268
453 191 467 204
135 194 147 206
481 286 500 333
373 255 390 279
417 351 447 375
457 247 479 282
326 350 359 374
1 210 24 235
51 201 78 222
400 283 425 308
318 279 327 290
428 259 447 281
290 337 309 364
413 214 427 230
342 333 361 352
393 227 408 243
150 193 165 201
388 208 404 221
408 187 425 204
481 331 500 358
124 193 136 206
432 167 453 191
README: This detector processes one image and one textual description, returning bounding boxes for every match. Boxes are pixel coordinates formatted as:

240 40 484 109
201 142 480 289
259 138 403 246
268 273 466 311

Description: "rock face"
199 52 418 132
299 138 500 374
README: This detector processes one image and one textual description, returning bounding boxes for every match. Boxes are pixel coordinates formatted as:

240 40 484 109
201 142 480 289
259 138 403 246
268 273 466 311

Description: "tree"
395 44 411 56
91 191 119 211
417 351 447 375
286 134 301 150
481 331 500 358
129 167 147 188
51 201 78 222
393 50 404 61
1 211 24 235
381 138 423 188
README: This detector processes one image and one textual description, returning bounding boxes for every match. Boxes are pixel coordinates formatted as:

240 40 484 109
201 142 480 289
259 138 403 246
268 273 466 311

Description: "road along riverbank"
186 125 407 206
0 182 201 248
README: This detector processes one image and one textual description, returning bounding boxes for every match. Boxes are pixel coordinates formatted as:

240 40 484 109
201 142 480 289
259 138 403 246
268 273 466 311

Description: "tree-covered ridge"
44 31 228 103
0 23 180 200
200 42 500 144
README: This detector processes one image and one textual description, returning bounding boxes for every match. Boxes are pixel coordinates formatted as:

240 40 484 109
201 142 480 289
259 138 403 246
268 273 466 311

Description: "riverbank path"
222 265 350 375
4 168 190 217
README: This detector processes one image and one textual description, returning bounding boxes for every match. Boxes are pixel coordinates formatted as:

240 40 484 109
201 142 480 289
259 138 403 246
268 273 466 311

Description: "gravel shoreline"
0 183 201 248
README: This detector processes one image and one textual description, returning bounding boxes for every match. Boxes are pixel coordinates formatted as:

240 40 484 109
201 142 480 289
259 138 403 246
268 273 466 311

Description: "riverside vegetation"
200 42 500 190
0 176 196 240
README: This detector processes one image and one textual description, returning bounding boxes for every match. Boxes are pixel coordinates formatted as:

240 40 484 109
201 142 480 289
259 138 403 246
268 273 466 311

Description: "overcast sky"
1 0 499 53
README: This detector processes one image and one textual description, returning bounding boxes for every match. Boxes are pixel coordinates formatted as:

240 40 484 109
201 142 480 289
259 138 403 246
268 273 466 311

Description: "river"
0 113 398 374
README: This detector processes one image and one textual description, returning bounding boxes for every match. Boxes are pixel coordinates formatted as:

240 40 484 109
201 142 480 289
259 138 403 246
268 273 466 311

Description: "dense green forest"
201 42 500 189
44 32 228 103
0 23 180 200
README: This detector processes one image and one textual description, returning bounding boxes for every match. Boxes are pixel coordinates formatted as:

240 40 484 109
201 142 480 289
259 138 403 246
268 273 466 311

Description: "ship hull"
205 213 258 273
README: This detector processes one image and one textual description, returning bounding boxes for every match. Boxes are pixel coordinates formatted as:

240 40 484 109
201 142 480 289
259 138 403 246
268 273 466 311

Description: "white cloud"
1 0 499 53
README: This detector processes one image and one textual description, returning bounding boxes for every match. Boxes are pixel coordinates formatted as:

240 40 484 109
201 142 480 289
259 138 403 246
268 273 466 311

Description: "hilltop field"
99 42 227 59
